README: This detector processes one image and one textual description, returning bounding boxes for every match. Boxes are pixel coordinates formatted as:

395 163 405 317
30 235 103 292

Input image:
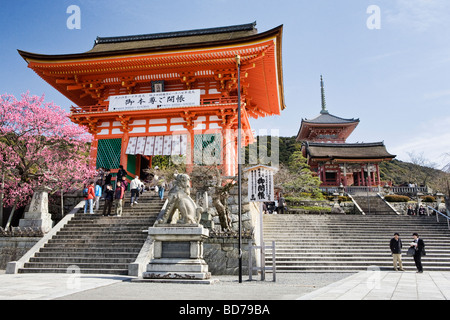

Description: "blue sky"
1 0 449 168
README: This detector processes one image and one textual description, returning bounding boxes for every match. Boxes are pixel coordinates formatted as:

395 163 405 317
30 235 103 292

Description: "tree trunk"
0 171 4 227
5 198 18 231
61 188 64 217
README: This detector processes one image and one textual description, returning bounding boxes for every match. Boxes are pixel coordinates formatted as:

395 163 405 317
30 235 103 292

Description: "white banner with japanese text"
247 167 275 202
109 90 201 111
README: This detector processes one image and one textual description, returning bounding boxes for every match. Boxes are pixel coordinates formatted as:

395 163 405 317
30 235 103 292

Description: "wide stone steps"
263 214 450 272
351 195 396 215
18 193 163 275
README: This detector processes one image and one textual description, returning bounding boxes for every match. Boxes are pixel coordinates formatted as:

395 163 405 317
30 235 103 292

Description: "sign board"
109 89 201 111
246 165 278 202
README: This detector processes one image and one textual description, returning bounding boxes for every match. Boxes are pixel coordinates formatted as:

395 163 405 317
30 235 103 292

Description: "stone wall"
389 201 446 215
0 238 40 270
204 237 256 275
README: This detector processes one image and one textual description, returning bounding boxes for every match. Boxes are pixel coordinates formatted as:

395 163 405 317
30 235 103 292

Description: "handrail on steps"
426 206 450 230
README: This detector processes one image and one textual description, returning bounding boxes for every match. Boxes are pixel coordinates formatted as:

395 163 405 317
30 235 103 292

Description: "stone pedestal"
19 186 53 233
142 224 215 283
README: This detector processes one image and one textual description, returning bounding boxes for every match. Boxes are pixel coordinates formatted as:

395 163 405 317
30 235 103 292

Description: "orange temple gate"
19 22 286 181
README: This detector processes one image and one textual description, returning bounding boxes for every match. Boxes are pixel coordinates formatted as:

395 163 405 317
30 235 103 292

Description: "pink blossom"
0 92 94 208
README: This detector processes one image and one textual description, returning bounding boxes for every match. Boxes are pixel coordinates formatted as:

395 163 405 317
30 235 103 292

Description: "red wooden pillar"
343 164 348 186
337 166 342 185
186 128 195 174
120 132 129 171
361 165 366 186
376 164 381 185
89 135 99 168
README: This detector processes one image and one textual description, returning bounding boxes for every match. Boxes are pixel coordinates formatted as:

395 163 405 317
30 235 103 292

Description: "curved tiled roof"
89 22 258 53
302 112 359 124
304 142 396 160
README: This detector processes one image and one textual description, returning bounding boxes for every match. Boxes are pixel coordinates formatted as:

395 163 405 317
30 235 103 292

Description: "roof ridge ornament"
320 75 328 114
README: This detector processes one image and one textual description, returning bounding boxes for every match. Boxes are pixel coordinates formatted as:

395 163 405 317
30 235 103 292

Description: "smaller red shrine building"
297 76 395 187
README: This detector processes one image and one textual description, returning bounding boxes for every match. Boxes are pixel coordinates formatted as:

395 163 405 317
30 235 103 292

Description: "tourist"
115 181 125 217
407 205 414 215
84 181 95 214
158 176 167 201
121 175 129 193
102 184 114 216
418 205 426 216
97 167 105 186
277 194 286 214
94 180 102 210
130 175 142 207
104 168 112 192
390 233 404 271
410 232 425 273
117 165 127 183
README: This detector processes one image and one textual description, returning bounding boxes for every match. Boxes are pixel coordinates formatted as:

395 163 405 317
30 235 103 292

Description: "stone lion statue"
156 173 202 225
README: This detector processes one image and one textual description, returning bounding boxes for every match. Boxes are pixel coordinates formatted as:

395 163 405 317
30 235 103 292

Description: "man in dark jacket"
117 165 127 184
411 233 425 273
390 233 404 271
102 184 114 216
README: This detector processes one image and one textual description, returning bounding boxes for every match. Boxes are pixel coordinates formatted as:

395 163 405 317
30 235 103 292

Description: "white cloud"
423 89 450 100
385 0 450 32
390 115 450 169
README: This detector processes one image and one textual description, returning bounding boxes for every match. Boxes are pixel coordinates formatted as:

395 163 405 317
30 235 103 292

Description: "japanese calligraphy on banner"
246 165 277 202
125 135 187 156
109 89 201 111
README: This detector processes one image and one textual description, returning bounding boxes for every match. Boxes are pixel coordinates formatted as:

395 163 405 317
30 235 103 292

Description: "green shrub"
384 195 410 202
290 205 331 212
422 195 435 202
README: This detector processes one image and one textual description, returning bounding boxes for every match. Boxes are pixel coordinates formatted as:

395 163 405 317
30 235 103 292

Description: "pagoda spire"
320 75 328 114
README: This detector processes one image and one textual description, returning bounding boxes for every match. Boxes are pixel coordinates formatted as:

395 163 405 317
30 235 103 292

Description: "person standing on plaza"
115 181 125 217
390 233 404 271
410 232 425 273
84 181 95 214
102 184 114 216
94 180 102 210
130 175 142 207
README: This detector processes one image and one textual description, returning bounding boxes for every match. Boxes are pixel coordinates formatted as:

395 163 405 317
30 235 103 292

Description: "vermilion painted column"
89 135 98 168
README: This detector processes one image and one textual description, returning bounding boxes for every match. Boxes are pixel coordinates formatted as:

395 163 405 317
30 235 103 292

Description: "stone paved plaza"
1 270 450 300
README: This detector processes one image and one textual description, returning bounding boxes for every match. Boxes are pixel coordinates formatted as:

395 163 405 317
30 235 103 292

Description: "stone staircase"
352 195 396 215
18 192 163 275
264 214 450 272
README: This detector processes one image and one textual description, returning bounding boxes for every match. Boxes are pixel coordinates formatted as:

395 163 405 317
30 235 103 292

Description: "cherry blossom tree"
0 92 95 228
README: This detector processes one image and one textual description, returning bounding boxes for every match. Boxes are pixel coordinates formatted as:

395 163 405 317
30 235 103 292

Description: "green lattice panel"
194 133 221 165
96 139 122 169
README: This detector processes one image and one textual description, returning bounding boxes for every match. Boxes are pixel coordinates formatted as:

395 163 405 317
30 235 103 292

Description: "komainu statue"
156 173 202 225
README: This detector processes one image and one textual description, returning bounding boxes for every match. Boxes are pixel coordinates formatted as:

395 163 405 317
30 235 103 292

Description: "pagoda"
296 76 395 187
18 22 285 180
